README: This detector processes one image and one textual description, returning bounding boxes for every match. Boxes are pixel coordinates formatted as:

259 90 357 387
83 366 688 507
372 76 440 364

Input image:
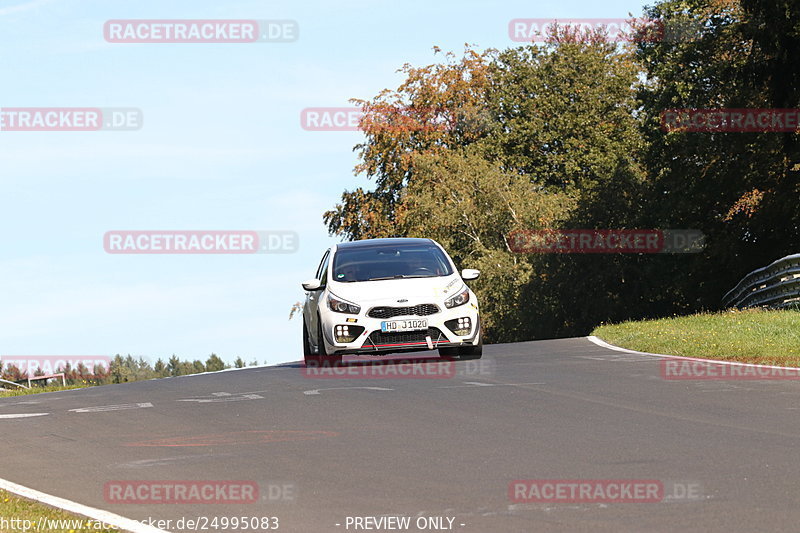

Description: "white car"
301 238 482 366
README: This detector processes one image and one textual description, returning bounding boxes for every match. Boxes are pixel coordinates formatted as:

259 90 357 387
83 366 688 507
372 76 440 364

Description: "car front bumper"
320 303 481 355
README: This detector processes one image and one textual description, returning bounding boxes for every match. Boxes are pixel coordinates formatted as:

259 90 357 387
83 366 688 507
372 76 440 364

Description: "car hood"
328 274 464 305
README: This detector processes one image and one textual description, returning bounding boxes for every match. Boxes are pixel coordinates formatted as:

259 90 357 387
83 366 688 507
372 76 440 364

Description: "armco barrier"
722 253 800 309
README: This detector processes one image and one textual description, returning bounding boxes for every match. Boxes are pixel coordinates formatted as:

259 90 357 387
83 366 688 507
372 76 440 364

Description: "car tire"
305 319 342 367
438 346 458 358
303 320 323 367
456 341 482 360
302 320 313 359
439 328 483 360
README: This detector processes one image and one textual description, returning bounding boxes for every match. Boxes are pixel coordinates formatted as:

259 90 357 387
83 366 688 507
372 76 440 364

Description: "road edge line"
0 477 168 533
586 335 800 371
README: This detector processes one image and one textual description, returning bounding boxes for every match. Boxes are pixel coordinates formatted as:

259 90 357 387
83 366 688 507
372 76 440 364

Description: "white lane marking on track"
437 382 545 389
178 394 263 403
69 402 153 413
0 477 167 533
117 453 227 469
212 392 232 396
578 354 648 362
304 386 393 396
0 413 49 419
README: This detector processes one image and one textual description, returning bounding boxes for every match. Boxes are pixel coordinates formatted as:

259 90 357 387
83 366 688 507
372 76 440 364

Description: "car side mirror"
302 279 322 291
461 269 480 281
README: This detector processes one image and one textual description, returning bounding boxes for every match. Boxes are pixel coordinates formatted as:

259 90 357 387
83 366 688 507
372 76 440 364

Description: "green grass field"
0 490 119 533
592 308 800 366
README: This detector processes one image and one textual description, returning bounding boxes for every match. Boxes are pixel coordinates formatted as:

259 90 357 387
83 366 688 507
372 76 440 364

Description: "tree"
634 0 800 312
1 363 26 383
401 147 573 340
483 37 651 336
205 354 225 372
325 38 647 340
110 354 131 383
324 46 494 240
168 355 181 377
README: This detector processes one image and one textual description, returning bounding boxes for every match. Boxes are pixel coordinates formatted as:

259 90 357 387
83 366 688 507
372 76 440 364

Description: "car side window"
318 252 330 287
315 250 330 281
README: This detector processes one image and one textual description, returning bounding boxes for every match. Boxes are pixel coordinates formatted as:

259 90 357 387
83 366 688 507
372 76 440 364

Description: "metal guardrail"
27 373 66 388
0 377 27 389
0 374 66 390
722 253 800 309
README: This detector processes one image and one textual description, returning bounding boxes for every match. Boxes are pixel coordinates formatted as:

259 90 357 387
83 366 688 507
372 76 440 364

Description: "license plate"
381 319 428 332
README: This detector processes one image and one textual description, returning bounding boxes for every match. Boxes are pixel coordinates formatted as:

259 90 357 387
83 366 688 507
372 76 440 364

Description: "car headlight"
327 293 361 314
444 286 470 309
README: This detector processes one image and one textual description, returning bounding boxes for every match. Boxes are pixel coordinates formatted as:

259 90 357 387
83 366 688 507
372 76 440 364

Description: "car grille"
367 327 447 346
367 304 439 319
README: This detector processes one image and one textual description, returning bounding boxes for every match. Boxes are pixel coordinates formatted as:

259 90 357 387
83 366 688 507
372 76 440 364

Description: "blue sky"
0 0 646 367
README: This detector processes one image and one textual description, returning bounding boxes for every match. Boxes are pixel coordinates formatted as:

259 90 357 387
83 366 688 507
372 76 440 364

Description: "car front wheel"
303 320 313 357
455 340 482 360
439 330 483 360
304 319 342 367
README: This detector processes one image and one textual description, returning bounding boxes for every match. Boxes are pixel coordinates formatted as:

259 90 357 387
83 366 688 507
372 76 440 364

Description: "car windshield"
332 243 454 282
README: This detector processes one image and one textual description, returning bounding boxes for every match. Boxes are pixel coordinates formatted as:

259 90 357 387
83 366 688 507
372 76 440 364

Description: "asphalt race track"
3 337 800 533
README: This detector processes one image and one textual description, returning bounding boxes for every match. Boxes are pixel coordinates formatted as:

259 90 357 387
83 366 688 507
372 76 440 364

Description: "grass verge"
0 385 88 397
0 489 119 532
592 308 800 366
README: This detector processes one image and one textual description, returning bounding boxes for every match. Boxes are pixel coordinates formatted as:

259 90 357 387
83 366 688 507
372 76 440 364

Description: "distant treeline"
0 354 262 387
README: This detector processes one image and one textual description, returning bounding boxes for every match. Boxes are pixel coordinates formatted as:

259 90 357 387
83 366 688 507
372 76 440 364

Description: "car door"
304 249 330 343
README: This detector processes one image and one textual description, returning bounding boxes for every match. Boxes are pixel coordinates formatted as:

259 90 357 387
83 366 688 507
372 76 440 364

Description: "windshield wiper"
365 274 439 281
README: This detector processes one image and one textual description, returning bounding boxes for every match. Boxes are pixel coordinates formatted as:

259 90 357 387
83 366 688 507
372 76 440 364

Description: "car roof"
334 238 435 251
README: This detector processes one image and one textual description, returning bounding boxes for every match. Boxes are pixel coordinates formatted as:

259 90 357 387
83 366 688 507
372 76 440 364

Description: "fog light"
334 325 364 343
445 317 472 336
